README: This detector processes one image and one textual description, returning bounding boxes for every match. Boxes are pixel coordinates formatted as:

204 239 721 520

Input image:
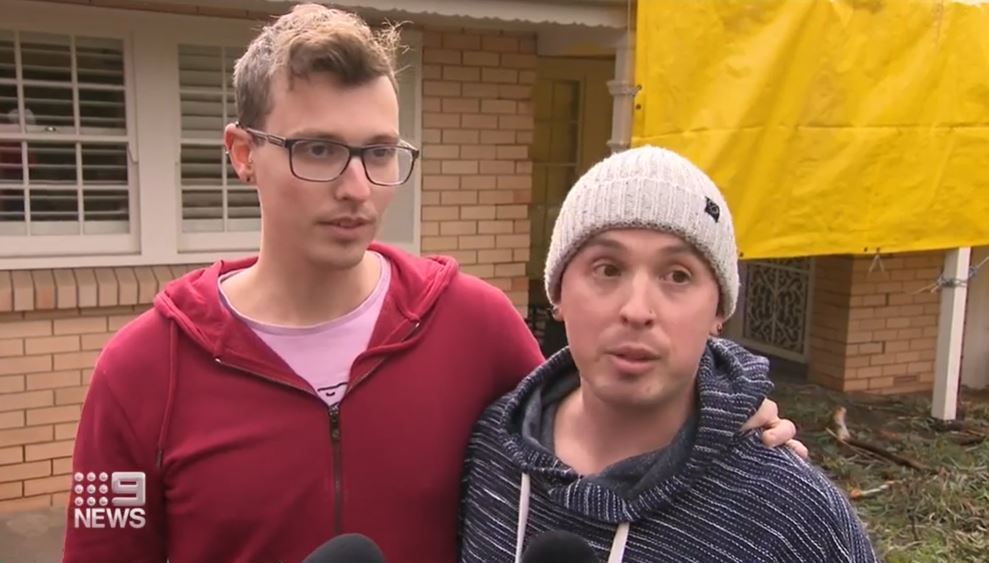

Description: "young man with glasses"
63 4 803 563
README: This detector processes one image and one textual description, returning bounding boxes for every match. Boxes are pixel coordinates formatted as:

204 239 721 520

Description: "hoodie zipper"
214 321 421 536
324 320 420 535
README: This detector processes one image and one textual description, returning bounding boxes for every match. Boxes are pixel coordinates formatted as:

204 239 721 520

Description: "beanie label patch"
704 197 721 223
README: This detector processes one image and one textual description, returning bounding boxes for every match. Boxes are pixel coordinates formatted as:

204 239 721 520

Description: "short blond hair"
233 3 402 128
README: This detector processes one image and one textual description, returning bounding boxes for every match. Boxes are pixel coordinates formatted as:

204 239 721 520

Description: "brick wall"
809 251 943 394
418 28 536 313
0 266 194 512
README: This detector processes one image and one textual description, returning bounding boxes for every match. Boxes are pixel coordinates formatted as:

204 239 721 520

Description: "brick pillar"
418 28 536 314
809 251 943 394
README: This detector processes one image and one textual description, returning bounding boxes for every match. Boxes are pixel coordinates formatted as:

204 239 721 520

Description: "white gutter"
267 0 627 28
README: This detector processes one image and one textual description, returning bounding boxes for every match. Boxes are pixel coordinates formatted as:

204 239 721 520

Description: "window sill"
0 264 208 313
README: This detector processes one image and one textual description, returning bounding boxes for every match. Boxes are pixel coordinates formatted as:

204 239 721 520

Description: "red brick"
446 251 477 265
422 175 460 191
462 82 500 98
496 205 528 220
461 206 497 220
495 263 526 277
423 48 461 65
458 235 496 250
54 422 78 441
0 494 50 513
0 375 24 393
53 351 98 371
23 474 70 496
868 377 894 390
0 427 52 450
53 317 106 335
25 335 80 355
479 191 514 205
0 460 50 482
482 100 517 114
442 129 480 145
461 114 499 129
479 160 515 175
420 236 459 252
496 234 529 249
0 320 51 339
462 51 499 67
482 35 519 52
478 249 514 264
0 482 21 500
460 145 497 160
26 405 80 426
441 98 480 114
0 339 23 357
440 221 478 236
0 411 23 430
478 221 515 235
25 440 74 461
443 66 480 82
443 33 481 51
461 264 495 278
424 145 460 160
439 191 478 205
441 160 479 175
106 314 138 332
422 206 460 221
480 130 516 144
0 390 53 412
496 175 531 190
422 129 442 144
0 446 22 465
52 456 72 475
498 115 533 130
423 113 459 128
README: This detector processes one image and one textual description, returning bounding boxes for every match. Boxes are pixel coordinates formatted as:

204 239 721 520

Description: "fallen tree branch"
830 407 929 471
849 480 897 500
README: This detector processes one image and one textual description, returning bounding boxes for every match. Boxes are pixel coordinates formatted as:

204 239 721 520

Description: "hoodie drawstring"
155 321 179 470
514 473 631 563
514 473 532 563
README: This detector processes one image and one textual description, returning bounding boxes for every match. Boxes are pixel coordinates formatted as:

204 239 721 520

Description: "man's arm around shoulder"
453 273 545 394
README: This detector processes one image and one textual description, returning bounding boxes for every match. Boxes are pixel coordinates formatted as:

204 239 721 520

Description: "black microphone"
521 530 599 563
301 533 386 563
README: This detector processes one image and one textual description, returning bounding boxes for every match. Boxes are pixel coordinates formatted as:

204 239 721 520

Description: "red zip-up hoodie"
62 243 544 563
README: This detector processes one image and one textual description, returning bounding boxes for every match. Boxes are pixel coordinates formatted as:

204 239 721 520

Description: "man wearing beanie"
458 146 878 562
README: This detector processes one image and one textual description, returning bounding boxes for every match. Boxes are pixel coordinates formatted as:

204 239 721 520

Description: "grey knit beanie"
544 145 739 319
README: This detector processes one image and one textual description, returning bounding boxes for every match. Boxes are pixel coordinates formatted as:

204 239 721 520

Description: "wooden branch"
849 481 896 500
830 407 929 471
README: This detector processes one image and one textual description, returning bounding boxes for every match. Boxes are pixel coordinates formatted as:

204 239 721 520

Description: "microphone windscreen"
521 530 599 563
301 533 386 563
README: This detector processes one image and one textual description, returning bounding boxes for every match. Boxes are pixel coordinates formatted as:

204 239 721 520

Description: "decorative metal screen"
741 258 813 360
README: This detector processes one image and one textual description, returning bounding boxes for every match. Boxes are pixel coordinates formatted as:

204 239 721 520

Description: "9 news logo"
71 471 147 529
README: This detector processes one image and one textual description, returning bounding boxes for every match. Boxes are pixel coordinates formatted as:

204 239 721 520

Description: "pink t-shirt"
218 253 391 408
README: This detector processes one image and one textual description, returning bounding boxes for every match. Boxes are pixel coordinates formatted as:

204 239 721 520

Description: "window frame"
0 15 140 260
0 0 422 270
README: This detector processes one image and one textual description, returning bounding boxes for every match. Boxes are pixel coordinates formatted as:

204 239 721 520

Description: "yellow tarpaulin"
632 0 989 259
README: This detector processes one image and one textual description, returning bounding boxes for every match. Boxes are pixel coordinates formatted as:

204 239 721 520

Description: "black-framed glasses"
240 125 420 186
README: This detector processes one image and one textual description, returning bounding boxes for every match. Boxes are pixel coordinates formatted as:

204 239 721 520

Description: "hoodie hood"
499 337 773 525
154 243 458 367
148 242 460 467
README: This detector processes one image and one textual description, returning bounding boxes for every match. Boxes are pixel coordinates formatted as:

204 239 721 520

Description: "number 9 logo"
111 472 146 508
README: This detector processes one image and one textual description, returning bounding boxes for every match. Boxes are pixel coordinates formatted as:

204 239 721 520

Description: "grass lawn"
774 380 989 563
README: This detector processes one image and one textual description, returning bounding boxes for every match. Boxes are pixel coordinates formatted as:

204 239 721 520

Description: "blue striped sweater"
459 339 878 563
